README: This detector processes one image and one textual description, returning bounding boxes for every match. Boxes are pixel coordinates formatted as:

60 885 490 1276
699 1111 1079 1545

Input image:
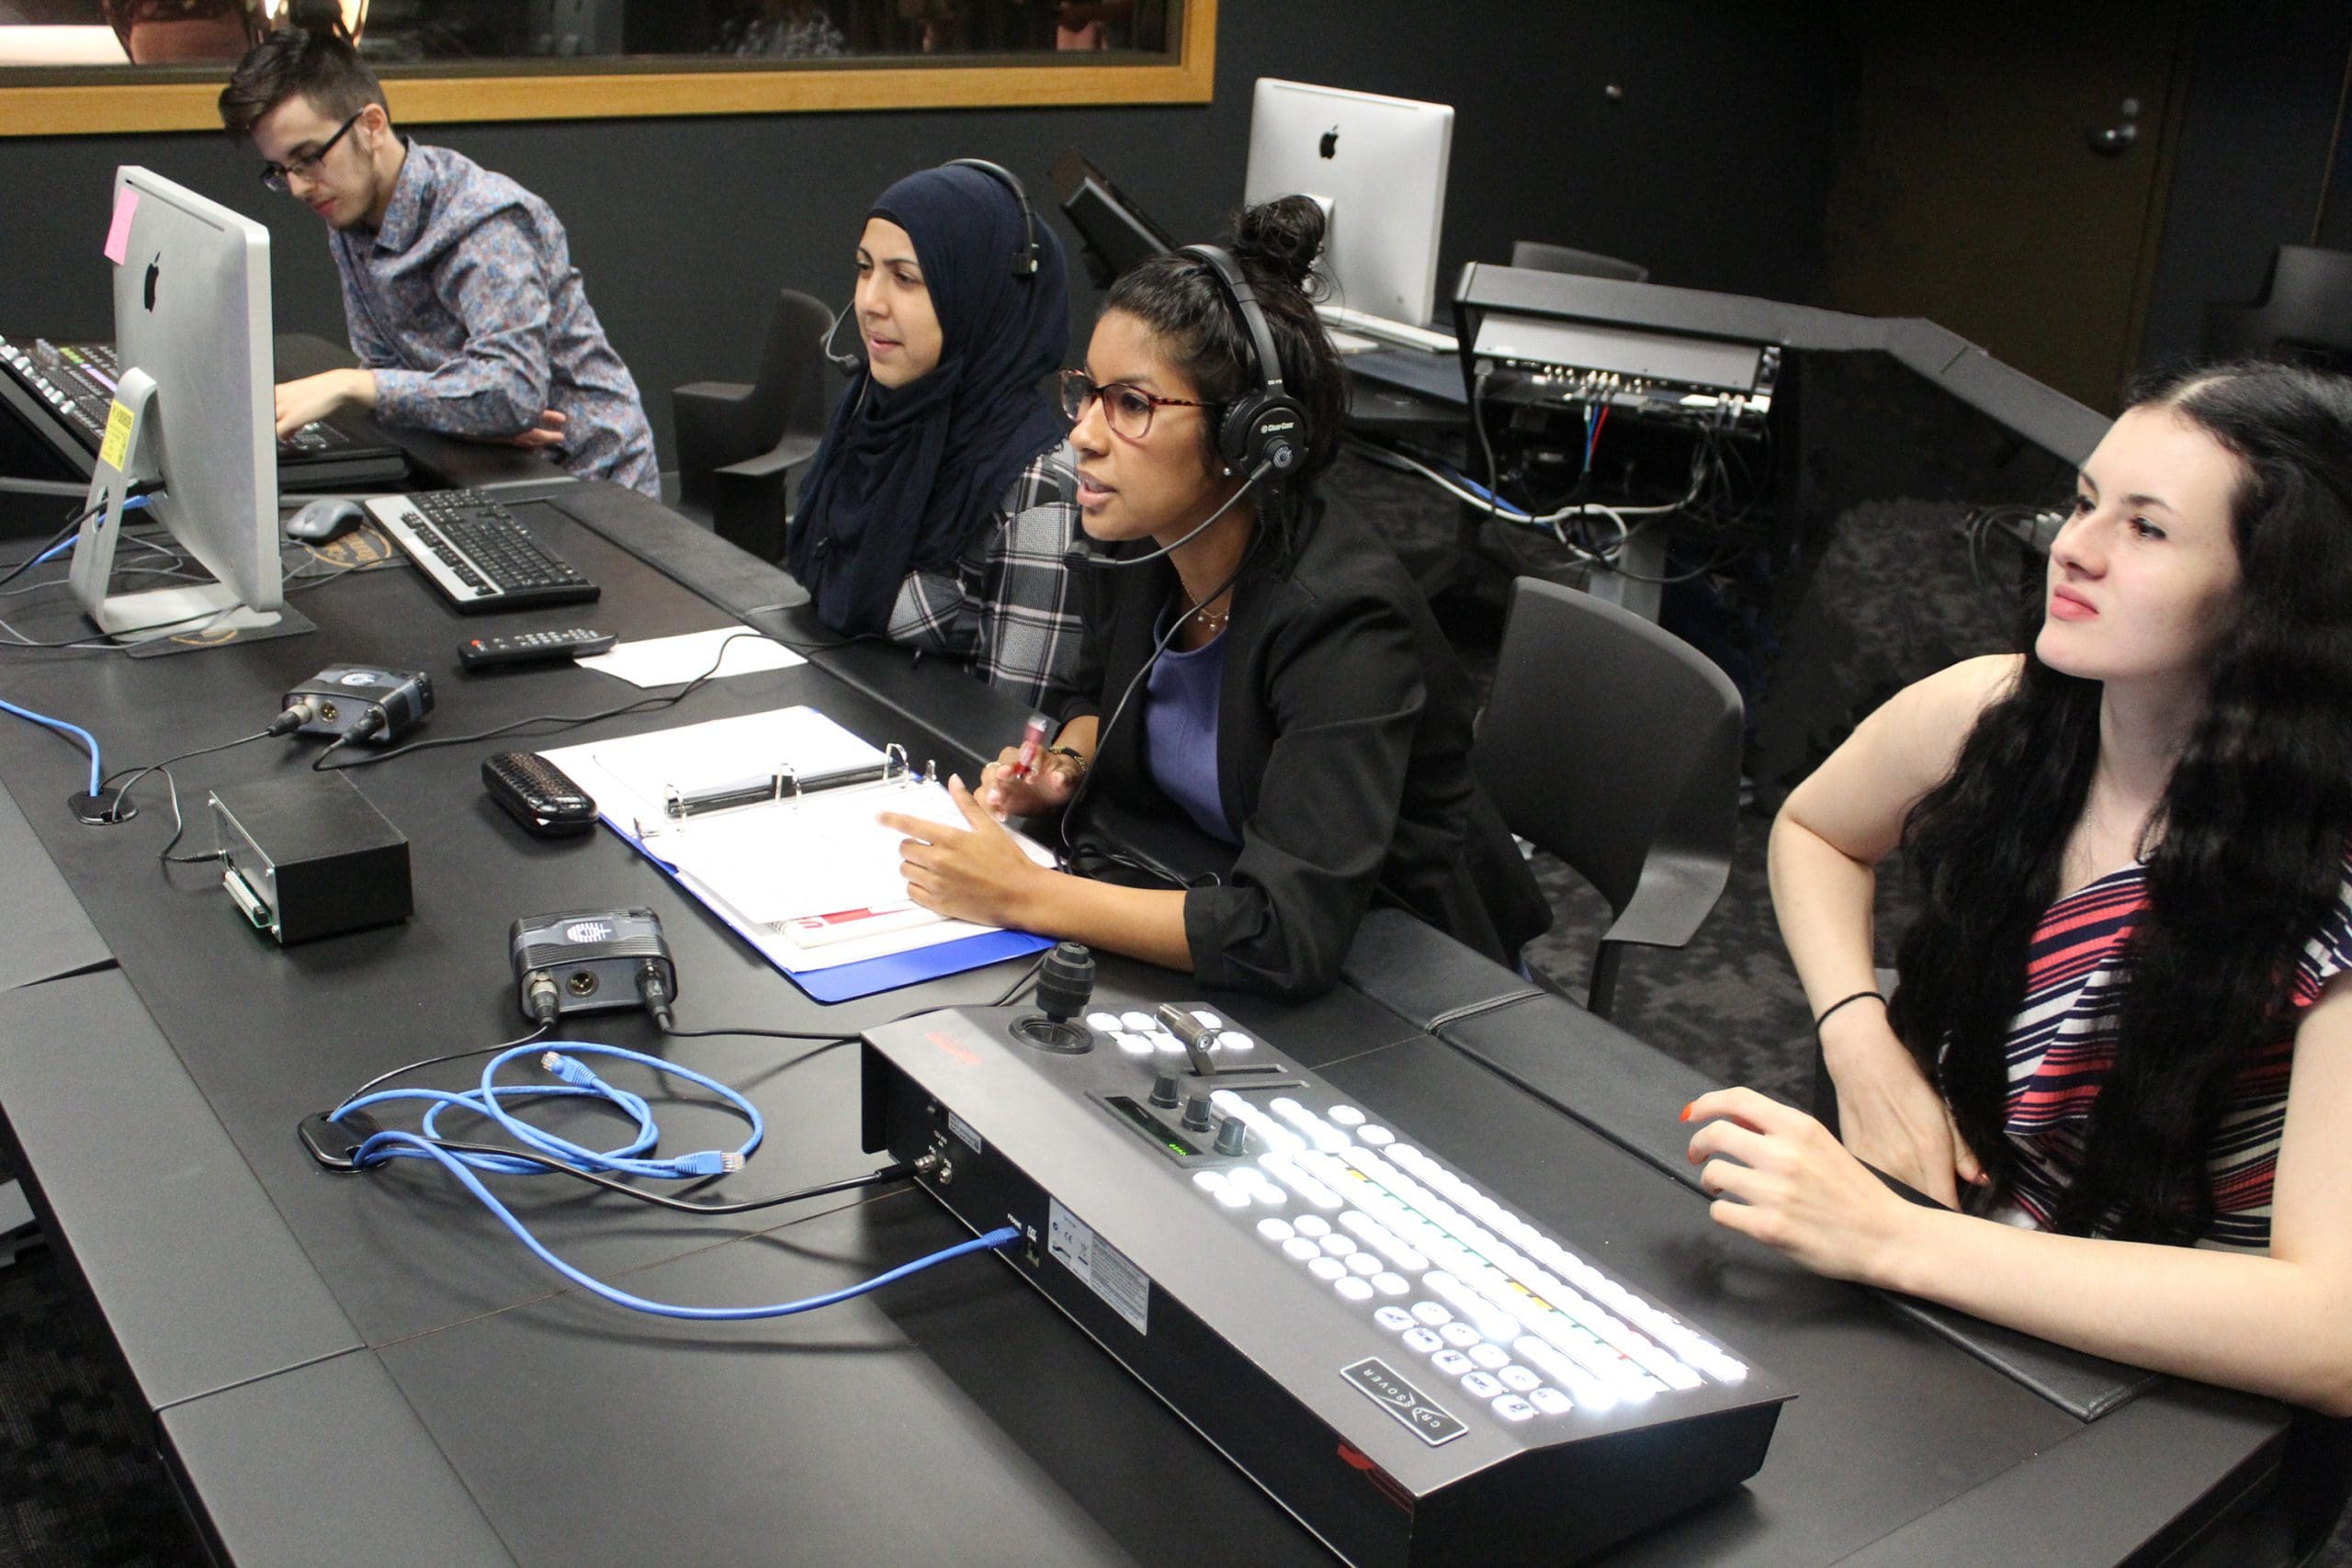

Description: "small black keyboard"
363 490 600 615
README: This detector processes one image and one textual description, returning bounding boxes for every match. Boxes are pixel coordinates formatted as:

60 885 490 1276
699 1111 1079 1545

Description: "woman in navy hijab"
786 161 1084 707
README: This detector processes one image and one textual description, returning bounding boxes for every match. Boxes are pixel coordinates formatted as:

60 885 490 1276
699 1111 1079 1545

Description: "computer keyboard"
364 489 600 615
1316 304 1460 355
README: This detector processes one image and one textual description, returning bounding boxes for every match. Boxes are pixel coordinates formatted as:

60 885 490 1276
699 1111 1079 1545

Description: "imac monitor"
1243 78 1454 342
71 165 281 638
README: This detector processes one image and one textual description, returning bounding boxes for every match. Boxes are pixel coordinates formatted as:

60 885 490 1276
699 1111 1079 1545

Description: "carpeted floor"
1 448 2344 1566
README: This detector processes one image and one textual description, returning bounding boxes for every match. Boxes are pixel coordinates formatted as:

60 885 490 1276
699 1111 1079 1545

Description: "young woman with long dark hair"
1686 362 2352 1415
877 197 1550 998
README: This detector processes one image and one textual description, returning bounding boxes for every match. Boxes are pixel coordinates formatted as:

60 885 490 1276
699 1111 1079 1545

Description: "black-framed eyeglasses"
259 111 365 193
1058 368 1214 441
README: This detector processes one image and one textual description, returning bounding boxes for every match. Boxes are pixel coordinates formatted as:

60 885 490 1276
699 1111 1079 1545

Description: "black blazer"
1057 497 1552 998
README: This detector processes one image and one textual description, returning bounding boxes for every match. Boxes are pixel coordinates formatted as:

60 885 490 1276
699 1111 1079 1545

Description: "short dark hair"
218 0 384 141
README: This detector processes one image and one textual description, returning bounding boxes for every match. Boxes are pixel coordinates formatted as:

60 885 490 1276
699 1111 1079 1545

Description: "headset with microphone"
820 157 1043 373
1063 243 1309 573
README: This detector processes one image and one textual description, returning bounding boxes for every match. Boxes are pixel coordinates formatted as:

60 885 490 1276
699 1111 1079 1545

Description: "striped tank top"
1979 857 2352 1251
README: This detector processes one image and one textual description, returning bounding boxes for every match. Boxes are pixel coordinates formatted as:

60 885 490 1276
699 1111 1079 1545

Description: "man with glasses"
218 12 659 496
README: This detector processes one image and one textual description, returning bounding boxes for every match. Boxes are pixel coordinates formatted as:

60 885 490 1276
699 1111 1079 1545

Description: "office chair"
671 288 835 560
1509 240 1651 285
2203 244 2352 373
1473 576 1742 1019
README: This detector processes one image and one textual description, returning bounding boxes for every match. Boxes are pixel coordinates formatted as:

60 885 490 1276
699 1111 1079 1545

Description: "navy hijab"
786 164 1071 634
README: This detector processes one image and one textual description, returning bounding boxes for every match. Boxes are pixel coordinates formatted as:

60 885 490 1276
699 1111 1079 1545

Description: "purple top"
1143 612 1237 845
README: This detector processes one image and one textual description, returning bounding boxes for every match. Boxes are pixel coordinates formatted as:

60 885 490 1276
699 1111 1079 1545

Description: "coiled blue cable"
337 1041 1017 1319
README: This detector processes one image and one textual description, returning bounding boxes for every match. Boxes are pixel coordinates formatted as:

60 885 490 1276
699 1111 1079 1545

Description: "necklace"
1185 600 1232 632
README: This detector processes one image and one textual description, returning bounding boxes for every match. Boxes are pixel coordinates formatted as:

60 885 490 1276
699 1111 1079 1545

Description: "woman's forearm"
1880 1207 2352 1414
1013 869 1194 972
1768 809 1884 1015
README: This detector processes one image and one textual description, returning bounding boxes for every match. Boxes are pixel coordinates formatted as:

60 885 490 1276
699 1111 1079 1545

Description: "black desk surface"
0 485 2289 1567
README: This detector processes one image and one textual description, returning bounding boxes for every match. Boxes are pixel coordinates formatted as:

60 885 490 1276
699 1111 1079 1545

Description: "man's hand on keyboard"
274 368 376 440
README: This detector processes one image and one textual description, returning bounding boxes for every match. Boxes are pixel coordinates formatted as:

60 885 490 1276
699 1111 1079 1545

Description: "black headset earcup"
1221 389 1309 475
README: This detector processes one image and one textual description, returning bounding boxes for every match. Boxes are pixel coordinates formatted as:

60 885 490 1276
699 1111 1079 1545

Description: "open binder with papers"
539 706 1054 1001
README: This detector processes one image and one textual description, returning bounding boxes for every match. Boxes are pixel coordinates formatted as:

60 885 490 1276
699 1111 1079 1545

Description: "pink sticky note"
103 186 139 265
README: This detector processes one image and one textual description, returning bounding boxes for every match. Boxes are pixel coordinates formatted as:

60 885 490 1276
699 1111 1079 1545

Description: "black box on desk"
209 773 412 945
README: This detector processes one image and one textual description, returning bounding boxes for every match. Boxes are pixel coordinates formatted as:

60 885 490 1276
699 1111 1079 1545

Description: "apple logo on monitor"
1318 125 1338 160
143 254 161 312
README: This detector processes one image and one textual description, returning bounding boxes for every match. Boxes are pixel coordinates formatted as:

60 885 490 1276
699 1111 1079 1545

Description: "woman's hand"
976 745 1085 821
1684 1087 1927 1284
882 776 1057 929
1819 1008 1984 1207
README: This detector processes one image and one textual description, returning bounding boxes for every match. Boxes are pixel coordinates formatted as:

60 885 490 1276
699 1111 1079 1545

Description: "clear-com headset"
822 157 1040 370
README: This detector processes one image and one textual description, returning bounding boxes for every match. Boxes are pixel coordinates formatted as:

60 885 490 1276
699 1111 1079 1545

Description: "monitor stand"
68 368 281 642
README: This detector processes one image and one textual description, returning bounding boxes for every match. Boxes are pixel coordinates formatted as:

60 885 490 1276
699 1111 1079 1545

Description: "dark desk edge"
0 773 112 992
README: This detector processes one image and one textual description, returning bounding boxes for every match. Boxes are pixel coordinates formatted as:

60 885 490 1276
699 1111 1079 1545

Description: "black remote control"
458 627 616 671
481 750 599 837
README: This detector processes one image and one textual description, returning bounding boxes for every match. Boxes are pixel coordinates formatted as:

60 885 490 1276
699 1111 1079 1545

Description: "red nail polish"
1678 1101 1695 1122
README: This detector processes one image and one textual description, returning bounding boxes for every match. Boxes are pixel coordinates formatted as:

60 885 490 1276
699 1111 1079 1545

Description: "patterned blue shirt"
328 142 660 497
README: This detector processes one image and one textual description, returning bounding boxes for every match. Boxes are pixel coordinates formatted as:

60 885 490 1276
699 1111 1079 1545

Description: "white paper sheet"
575 626 802 688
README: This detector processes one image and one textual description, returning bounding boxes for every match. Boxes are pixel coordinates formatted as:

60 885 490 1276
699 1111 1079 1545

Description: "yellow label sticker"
98 399 135 472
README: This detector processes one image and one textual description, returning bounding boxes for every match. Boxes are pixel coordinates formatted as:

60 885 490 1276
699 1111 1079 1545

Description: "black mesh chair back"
1473 577 1742 1017
2203 244 2352 372
1509 240 1651 284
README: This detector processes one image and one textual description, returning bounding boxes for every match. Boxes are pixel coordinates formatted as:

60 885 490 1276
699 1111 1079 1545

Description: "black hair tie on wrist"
1811 989 1885 1038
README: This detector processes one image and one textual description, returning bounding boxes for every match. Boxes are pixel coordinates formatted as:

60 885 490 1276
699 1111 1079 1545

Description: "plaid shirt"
329 142 661 497
886 439 1084 709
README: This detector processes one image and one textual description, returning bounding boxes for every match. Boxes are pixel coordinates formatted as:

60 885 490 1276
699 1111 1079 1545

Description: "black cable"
312 630 761 771
341 1021 558 1106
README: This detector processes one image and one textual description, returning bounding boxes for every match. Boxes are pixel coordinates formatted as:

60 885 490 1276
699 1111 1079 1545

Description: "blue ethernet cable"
0 698 102 796
334 1040 1017 1320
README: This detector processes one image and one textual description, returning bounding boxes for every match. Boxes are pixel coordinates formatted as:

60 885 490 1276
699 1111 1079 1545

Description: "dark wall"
2137 0 2352 369
0 2 1841 458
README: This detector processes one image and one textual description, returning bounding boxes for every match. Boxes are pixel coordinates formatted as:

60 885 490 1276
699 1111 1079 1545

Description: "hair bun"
283 0 347 39
1231 196 1326 293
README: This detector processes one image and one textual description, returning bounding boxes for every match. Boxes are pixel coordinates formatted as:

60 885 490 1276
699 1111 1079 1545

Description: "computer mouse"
285 497 368 543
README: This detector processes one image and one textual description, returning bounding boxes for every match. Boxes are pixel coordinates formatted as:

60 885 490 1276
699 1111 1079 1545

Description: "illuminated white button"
1216 1031 1254 1052
1460 1371 1504 1399
1282 1237 1320 1262
1119 1011 1156 1032
1215 1187 1251 1209
1345 1253 1384 1277
1337 1212 1430 1272
1257 1155 1343 1210
1326 1105 1366 1126
1491 1395 1538 1423
1430 1349 1475 1376
1308 1257 1347 1281
1293 1214 1331 1238
1374 1305 1416 1332
1467 1343 1510 1371
1318 1235 1358 1257
1530 1387 1573 1416
1402 1327 1443 1354
1334 1276 1374 1303
1498 1365 1542 1393
1439 1322 1481 1348
1358 1125 1395 1145
1190 1010 1223 1030
1256 1218 1295 1243
1154 1035 1186 1055
1114 1033 1154 1055
1701 1356 1749 1383
1410 1303 1453 1327
1085 1011 1121 1032
1192 1171 1226 1192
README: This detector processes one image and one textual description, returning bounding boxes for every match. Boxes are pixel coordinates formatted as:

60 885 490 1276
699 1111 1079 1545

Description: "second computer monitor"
72 165 280 637
1243 78 1454 333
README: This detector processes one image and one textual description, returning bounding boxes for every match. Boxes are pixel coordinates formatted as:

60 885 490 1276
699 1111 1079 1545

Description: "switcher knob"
1182 1091 1215 1133
1213 1114 1249 1157
1149 1070 1181 1109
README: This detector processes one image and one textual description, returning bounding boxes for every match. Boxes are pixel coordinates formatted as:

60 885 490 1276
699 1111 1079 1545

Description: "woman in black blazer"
880 197 1550 998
